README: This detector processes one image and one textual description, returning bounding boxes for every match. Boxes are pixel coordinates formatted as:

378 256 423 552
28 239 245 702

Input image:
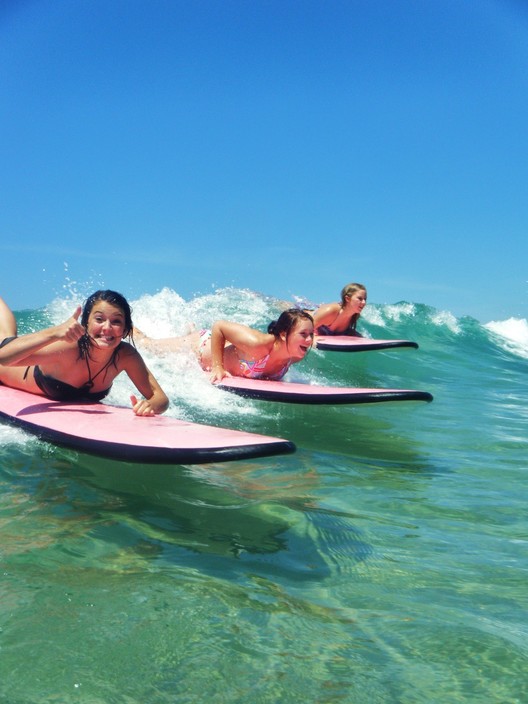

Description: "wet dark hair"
78 289 133 360
267 309 313 339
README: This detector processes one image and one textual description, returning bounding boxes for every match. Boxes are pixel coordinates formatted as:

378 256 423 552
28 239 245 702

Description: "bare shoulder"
245 327 270 345
313 302 340 319
217 320 266 346
230 326 273 357
117 341 144 365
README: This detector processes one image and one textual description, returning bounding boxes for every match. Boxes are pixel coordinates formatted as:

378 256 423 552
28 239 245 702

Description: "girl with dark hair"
136 309 314 383
0 291 169 415
311 283 367 336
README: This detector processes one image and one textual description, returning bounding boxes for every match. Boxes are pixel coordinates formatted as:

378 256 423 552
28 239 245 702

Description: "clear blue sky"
1 0 527 322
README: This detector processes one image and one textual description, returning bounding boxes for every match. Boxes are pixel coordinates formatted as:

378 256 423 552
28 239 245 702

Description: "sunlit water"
1 288 527 703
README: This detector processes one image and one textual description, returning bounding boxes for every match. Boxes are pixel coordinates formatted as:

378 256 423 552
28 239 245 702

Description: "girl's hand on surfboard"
209 364 231 384
130 394 156 416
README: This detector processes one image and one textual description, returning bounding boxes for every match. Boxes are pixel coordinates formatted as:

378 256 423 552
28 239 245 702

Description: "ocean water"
1 287 527 704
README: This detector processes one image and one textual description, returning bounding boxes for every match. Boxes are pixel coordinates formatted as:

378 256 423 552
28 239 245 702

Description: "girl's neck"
272 338 290 363
86 339 120 363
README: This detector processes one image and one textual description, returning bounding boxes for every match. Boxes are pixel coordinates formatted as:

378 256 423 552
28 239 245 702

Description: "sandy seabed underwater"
1 287 527 704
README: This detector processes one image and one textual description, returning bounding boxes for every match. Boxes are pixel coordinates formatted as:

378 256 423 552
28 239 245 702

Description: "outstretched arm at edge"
0 306 84 366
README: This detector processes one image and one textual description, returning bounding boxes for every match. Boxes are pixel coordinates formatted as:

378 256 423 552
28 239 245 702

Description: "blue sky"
1 0 527 322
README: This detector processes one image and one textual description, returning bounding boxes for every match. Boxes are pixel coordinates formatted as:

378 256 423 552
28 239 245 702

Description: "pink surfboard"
315 336 418 352
0 386 295 464
217 377 433 404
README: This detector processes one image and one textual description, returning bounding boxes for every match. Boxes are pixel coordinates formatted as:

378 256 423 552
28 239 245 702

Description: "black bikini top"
27 346 120 402
32 365 111 402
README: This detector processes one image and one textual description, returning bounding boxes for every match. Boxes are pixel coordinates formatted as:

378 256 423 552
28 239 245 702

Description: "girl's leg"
0 297 17 341
135 328 202 355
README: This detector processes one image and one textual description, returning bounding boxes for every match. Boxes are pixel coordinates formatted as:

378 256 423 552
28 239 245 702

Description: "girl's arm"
121 345 169 415
0 307 84 366
209 320 267 383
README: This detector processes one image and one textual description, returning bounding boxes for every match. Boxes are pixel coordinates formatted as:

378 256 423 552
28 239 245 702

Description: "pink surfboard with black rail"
315 335 419 352
217 377 433 404
0 386 295 464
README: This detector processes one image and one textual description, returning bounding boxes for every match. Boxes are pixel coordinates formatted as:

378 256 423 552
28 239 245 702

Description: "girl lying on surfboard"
0 291 169 415
311 283 367 336
135 309 314 383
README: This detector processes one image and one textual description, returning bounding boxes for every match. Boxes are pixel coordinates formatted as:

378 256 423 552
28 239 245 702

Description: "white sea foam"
485 317 528 359
362 307 385 327
430 310 461 334
132 287 273 336
0 424 30 446
382 302 416 322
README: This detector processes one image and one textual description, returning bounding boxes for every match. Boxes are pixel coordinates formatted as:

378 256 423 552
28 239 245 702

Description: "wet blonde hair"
339 283 366 332
340 283 367 307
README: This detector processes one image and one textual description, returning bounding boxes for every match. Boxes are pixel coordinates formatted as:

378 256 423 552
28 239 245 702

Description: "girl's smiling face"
345 289 367 314
87 301 126 348
284 319 314 360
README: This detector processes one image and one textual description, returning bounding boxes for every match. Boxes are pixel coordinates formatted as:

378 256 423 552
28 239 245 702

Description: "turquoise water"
1 289 527 703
